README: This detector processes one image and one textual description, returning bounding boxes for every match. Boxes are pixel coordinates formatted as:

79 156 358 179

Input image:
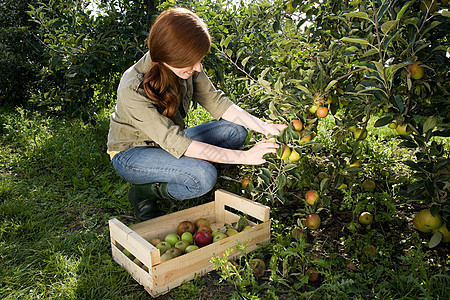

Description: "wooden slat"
111 242 153 289
215 189 270 222
109 218 160 267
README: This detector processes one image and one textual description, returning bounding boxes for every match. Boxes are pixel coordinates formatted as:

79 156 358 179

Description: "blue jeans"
112 120 248 199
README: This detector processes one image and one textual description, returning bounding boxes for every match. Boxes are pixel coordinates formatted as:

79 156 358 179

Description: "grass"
1 105 449 299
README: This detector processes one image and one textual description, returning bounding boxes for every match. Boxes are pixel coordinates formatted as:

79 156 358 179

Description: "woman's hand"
243 140 279 165
262 122 287 136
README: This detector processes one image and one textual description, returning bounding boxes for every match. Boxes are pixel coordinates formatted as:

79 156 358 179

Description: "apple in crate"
177 220 196 235
165 233 181 246
195 230 213 247
155 241 171 255
181 232 194 245
174 240 190 253
213 233 228 242
195 218 211 229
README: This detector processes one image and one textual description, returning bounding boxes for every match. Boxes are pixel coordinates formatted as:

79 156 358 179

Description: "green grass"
1 105 448 299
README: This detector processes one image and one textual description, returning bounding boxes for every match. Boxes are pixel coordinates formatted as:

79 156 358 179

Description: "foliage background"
1 0 449 299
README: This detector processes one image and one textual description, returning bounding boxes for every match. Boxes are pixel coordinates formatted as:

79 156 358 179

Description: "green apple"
353 128 367 140
164 233 180 247
181 232 194 245
299 130 312 145
213 233 228 242
359 212 374 225
396 124 412 135
185 245 199 253
288 149 301 162
309 105 319 114
226 228 239 236
243 225 253 231
388 122 397 129
211 228 222 238
416 209 442 231
122 248 133 259
155 241 171 255
362 179 376 192
278 145 291 159
174 240 190 253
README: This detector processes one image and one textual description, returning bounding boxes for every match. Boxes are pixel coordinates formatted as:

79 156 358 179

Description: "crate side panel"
215 190 270 223
151 220 270 292
130 201 216 240
111 242 153 289
109 218 160 267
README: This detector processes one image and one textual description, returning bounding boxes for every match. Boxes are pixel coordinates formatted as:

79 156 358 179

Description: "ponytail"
142 62 179 124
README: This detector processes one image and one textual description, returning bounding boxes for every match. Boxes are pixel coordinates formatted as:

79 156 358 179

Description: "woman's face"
164 60 202 79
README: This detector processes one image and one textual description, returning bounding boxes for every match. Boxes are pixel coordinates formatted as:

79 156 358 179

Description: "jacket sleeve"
119 85 193 159
192 69 234 120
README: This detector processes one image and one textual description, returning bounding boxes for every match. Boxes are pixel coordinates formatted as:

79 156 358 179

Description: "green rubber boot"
127 183 173 221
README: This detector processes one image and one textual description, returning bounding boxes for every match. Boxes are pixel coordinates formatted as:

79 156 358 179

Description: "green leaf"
428 232 442 248
324 80 338 93
241 56 250 67
423 116 436 134
276 174 287 190
362 48 379 58
374 116 393 127
381 20 398 35
283 164 297 172
343 12 370 20
396 1 413 20
340 37 370 46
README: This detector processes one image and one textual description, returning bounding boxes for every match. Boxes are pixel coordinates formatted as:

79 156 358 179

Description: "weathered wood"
109 189 271 298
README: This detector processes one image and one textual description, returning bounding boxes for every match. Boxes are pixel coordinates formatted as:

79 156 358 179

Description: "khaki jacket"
107 52 233 159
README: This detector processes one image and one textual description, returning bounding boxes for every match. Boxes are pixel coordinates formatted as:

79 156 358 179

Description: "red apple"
177 220 196 236
149 238 162 247
305 190 319 205
292 228 304 241
291 119 303 131
249 258 266 277
241 177 252 189
194 230 213 247
306 267 319 282
316 106 328 118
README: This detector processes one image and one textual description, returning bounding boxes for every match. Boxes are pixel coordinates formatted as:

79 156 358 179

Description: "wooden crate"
109 189 271 297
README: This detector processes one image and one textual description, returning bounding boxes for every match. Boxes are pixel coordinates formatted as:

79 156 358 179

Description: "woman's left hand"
263 123 287 136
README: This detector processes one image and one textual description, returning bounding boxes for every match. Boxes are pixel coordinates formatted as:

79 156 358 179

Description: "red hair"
142 8 211 124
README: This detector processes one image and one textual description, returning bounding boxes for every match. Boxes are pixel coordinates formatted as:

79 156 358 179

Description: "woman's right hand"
243 140 279 165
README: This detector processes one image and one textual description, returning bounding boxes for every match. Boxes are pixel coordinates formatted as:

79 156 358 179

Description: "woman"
107 8 285 221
